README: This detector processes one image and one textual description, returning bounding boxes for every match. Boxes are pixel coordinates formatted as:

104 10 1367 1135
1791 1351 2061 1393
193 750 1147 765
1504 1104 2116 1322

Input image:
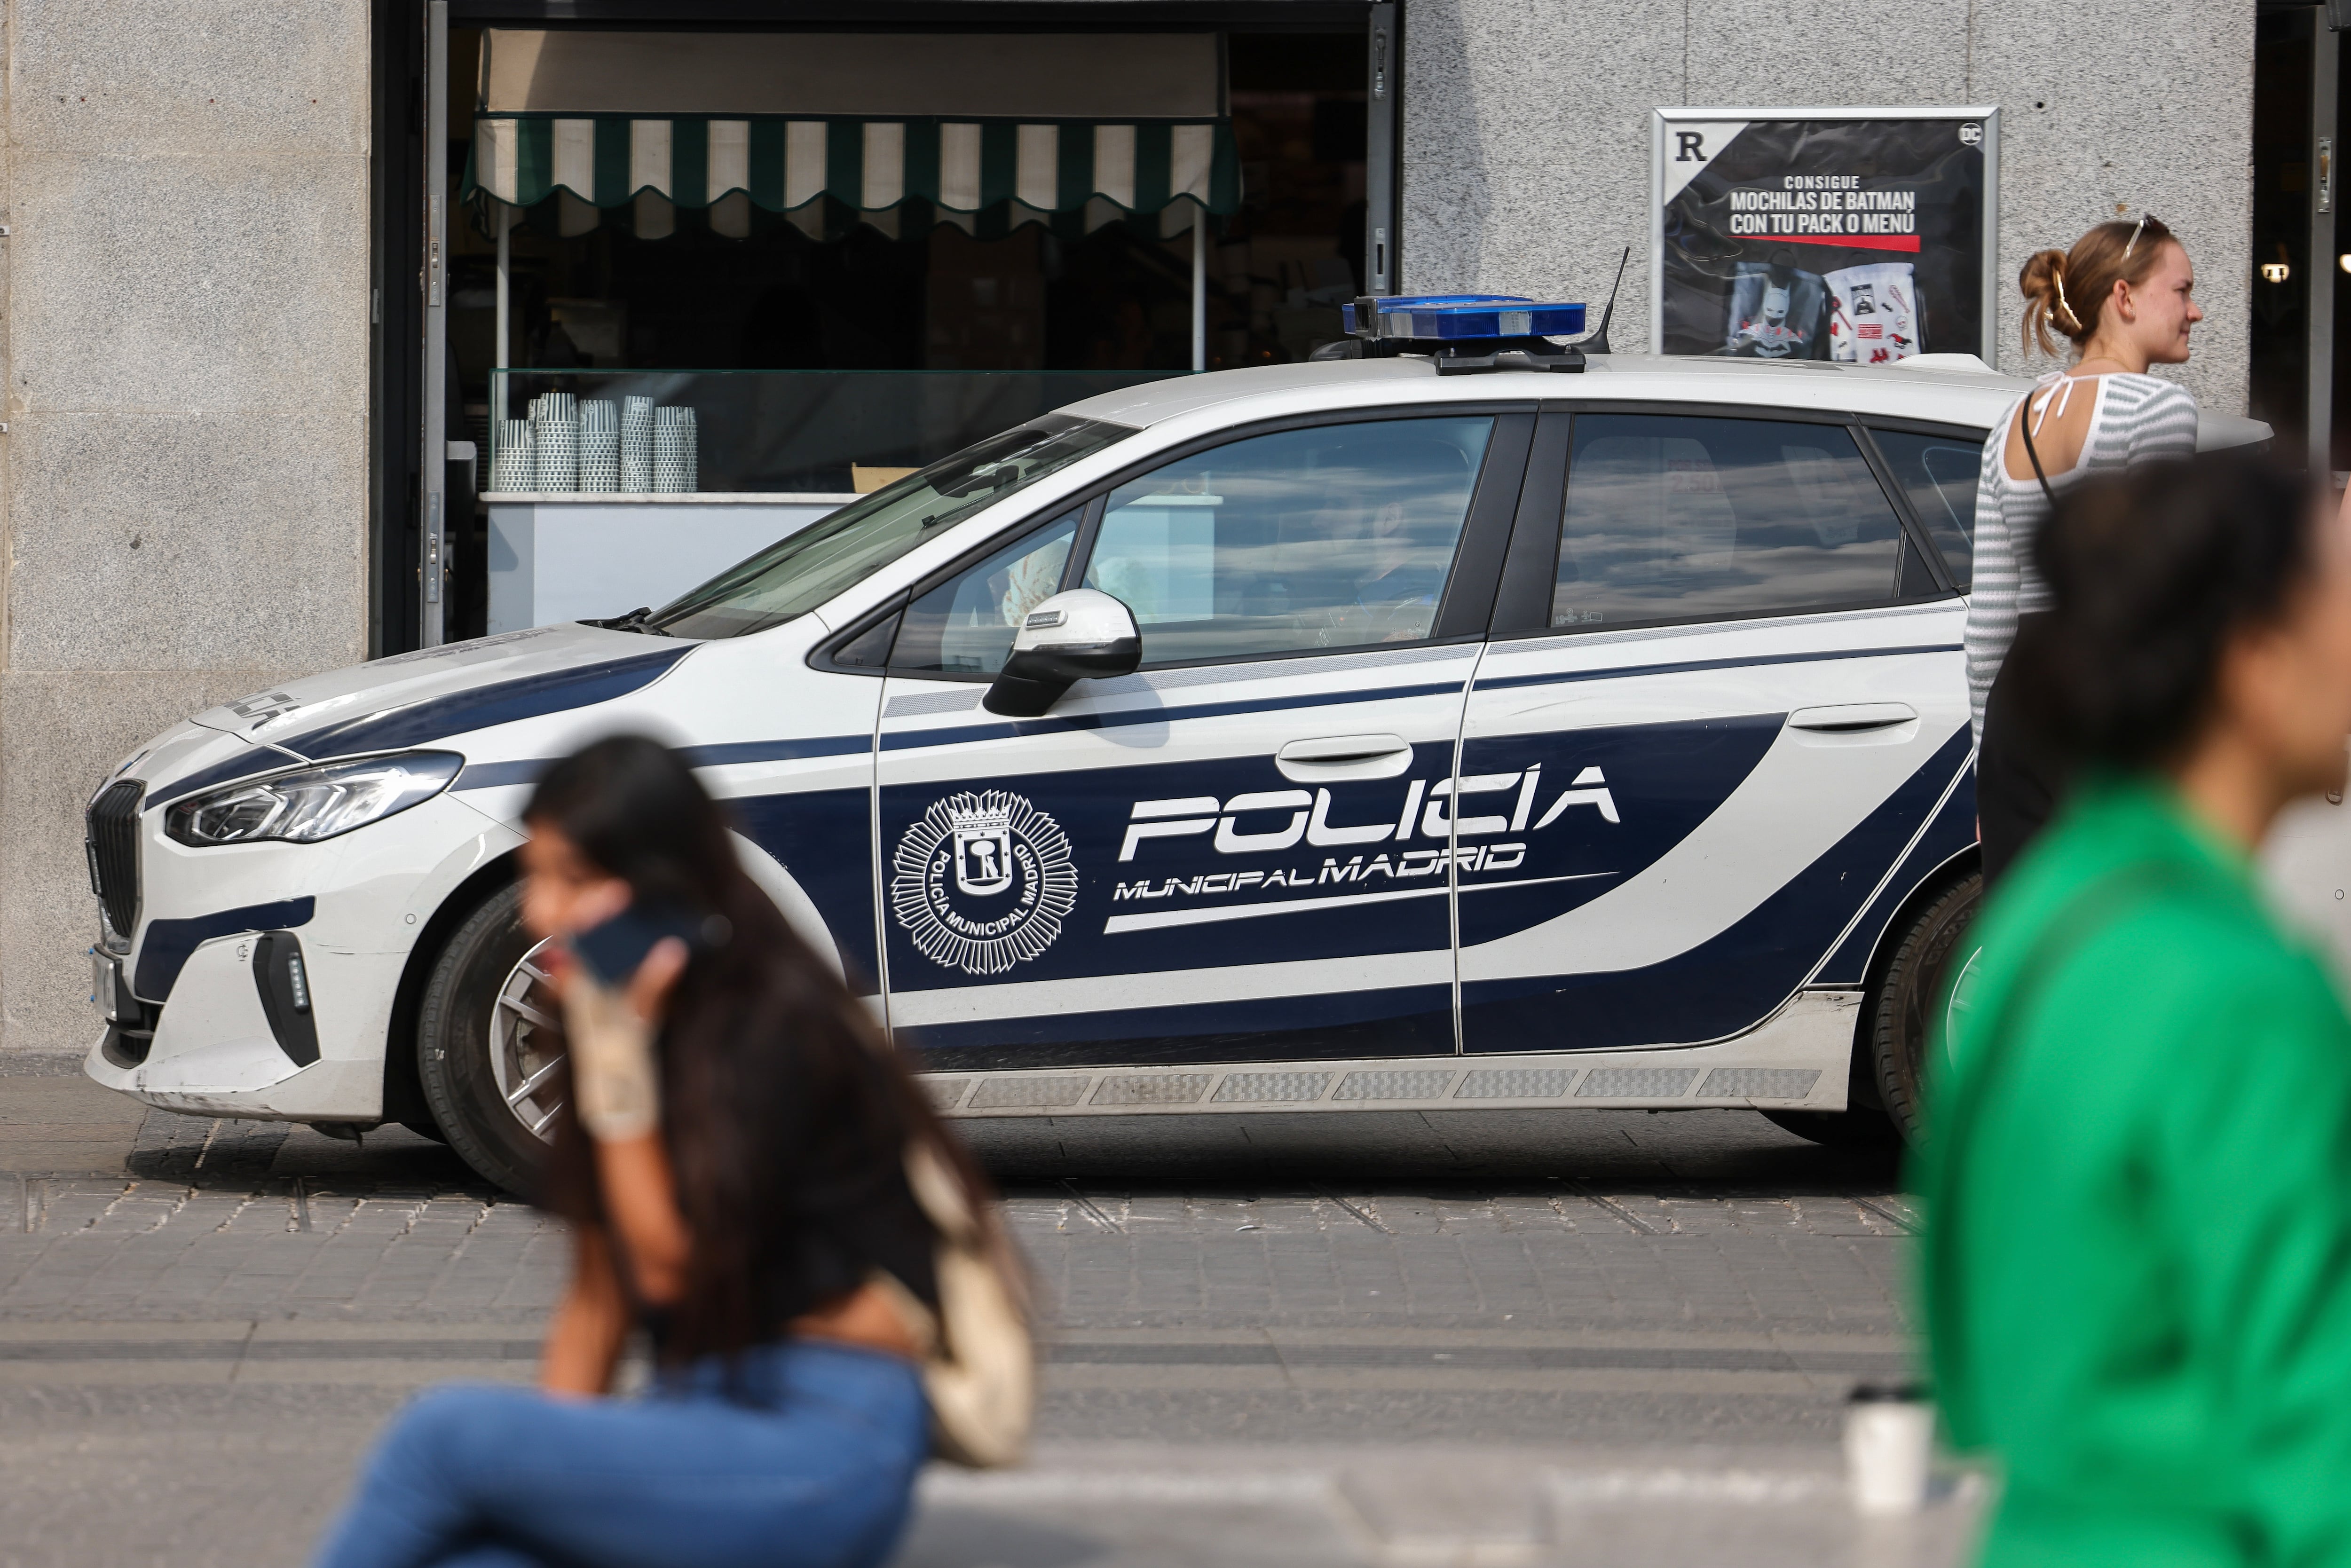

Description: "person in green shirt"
1918 452 2351 1567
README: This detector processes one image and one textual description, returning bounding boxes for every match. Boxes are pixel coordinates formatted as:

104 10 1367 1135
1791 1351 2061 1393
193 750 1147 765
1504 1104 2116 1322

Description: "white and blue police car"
81 296 2317 1190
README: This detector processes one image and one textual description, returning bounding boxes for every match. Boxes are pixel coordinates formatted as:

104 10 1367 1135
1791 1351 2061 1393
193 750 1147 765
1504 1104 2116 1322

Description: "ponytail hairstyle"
2012 455 2319 770
2019 215 2178 358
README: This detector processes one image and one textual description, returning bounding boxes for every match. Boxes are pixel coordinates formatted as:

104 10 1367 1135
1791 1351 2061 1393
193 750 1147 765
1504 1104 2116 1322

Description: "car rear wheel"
1761 868 1980 1149
1867 871 1981 1141
416 883 564 1196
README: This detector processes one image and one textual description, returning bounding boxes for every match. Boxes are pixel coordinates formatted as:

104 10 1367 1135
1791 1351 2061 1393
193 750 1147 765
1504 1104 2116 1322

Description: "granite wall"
0 0 372 1054
1400 0 2256 412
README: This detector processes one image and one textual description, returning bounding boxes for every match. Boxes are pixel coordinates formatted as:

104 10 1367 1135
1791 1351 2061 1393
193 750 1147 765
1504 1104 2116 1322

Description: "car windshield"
648 416 1137 639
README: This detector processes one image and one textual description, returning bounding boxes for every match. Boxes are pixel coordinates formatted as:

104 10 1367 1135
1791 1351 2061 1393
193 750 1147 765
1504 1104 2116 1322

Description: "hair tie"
2051 265 2082 330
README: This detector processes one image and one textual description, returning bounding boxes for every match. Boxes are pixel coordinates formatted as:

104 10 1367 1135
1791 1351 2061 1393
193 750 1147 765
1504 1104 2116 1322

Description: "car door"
870 406 1533 1072
1454 402 1971 1056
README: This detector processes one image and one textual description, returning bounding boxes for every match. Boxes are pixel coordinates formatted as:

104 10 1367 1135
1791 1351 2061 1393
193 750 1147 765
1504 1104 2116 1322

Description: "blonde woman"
1970 215 2203 886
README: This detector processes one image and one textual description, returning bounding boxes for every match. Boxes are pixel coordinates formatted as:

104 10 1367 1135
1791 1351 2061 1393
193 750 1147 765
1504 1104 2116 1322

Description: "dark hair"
2019 215 2179 358
2013 455 2320 768
523 734 985 1360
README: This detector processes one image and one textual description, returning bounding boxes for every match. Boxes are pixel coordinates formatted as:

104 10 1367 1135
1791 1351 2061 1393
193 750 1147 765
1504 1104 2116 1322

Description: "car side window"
1551 414 1907 631
1869 427 1981 591
889 510 1080 675
1078 416 1495 665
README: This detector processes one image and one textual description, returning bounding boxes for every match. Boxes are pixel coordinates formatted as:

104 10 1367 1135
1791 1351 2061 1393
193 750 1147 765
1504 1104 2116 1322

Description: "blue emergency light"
1341 294 1587 341
1314 253 1625 375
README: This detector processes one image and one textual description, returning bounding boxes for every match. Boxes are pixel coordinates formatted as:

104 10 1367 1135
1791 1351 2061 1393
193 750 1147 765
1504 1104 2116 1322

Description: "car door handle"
1786 703 1918 733
1276 734 1414 781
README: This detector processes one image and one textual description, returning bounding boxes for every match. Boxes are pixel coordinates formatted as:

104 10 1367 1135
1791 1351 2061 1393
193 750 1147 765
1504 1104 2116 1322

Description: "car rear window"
1552 414 1910 631
1868 427 1984 591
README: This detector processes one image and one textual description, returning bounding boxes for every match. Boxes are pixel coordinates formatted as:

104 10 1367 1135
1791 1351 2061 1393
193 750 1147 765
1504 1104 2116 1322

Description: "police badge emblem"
891 790 1079 976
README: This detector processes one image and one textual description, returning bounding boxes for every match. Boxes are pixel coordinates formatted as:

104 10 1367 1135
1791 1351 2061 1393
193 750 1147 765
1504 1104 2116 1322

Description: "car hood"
142 624 696 807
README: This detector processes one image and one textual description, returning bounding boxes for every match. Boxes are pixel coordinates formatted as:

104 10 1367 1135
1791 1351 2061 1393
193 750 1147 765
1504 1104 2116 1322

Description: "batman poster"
1653 113 1993 362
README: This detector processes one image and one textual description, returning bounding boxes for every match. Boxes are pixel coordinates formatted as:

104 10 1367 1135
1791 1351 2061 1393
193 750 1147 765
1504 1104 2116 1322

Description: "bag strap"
1925 861 2187 1434
2016 387 2061 509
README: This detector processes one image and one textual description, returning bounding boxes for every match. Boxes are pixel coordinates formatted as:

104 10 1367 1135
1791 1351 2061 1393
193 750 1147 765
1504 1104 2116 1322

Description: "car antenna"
1579 247 1631 355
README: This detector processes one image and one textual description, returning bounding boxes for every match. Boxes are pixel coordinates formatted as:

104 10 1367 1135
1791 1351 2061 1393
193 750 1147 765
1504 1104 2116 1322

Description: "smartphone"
569 902 704 986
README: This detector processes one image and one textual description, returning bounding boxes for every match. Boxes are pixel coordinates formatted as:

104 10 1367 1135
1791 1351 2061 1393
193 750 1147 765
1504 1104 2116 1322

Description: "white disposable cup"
1844 1397 1933 1516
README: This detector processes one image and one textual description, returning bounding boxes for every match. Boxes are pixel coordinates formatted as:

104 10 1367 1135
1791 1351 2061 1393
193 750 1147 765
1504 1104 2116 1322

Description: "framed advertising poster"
1651 107 1998 363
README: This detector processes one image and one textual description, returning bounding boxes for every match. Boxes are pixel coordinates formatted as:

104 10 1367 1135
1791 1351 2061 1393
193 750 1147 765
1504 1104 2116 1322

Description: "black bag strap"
2016 386 2062 509
1924 861 2187 1434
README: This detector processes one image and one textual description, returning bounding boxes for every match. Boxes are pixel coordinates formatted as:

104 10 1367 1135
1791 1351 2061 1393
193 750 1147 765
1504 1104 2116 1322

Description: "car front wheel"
415 882 565 1196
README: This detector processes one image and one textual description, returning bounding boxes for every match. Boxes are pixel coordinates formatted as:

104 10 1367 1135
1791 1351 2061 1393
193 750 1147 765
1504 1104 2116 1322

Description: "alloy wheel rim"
489 937 566 1142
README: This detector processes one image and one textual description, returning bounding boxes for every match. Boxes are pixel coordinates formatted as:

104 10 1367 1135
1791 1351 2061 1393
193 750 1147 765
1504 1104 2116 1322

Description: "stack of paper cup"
579 401 619 493
490 420 534 492
620 396 655 493
531 391 579 494
654 405 698 494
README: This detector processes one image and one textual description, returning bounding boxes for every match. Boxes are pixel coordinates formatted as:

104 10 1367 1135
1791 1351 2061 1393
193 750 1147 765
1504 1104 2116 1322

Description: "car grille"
86 780 143 941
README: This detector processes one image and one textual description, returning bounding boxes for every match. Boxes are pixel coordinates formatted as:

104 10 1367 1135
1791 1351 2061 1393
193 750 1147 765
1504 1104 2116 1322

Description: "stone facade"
1402 0 2256 412
0 0 372 1054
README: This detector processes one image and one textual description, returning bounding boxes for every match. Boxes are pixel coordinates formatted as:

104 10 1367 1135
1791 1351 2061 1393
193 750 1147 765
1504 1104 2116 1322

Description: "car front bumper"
81 792 526 1124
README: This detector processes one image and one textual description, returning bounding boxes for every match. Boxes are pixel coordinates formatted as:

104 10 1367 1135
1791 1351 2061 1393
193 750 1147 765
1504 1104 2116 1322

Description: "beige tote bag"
891 1138 1034 1468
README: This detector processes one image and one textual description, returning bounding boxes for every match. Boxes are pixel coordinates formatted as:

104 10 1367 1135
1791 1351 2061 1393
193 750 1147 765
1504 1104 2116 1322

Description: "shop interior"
2251 3 2351 473
436 24 1373 640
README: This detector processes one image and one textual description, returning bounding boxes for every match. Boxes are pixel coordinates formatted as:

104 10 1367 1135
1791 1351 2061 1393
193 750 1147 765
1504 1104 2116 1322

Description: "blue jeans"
313 1341 928 1568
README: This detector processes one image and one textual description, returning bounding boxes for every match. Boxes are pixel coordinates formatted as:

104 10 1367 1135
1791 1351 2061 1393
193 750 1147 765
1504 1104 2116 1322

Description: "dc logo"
891 790 1078 975
1957 122 1983 147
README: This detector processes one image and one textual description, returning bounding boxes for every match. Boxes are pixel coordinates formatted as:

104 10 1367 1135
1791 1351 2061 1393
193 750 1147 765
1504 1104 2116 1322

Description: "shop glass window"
1869 427 1982 590
891 512 1081 675
1080 417 1494 664
1551 415 1906 631
650 418 1129 639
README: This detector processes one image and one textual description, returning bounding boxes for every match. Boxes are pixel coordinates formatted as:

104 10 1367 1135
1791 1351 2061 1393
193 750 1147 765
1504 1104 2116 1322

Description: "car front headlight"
165 752 464 847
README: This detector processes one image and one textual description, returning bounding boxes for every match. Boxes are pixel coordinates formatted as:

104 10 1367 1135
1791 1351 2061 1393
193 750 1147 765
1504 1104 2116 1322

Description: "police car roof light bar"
1340 295 1587 341
1318 294 1592 375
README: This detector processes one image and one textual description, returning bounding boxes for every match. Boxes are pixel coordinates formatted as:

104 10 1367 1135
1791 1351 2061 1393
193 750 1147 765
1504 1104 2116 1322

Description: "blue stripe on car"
1812 751 1979 986
276 646 694 760
675 735 875 767
452 734 876 792
451 760 551 791
899 984 1459 1067
1457 724 1973 1052
882 678 1465 752
728 785 881 993
134 898 316 1003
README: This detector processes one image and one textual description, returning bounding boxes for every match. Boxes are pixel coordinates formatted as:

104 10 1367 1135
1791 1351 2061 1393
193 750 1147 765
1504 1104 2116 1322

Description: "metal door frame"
1366 1 1396 295
2312 7 2339 481
418 0 451 646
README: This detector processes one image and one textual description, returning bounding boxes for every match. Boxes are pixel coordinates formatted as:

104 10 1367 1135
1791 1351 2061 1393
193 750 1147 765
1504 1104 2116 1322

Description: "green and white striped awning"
462 115 1239 238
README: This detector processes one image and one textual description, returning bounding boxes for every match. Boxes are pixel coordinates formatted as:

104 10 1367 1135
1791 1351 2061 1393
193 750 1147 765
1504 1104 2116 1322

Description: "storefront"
2251 1 2351 475
394 3 1392 646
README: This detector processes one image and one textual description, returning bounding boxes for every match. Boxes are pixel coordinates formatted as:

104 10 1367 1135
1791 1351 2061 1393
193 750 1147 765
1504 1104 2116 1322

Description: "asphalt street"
0 1052 1979 1567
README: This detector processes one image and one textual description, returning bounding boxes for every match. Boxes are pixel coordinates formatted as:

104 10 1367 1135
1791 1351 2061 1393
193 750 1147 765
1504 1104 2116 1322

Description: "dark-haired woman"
315 735 987 1568
1969 214 2204 886
1921 454 2351 1566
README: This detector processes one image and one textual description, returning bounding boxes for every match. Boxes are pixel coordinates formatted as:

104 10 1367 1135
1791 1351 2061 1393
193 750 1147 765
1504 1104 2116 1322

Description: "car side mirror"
982 589 1142 717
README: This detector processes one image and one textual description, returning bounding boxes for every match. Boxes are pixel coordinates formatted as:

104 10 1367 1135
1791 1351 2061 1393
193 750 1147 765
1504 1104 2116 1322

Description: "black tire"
399 1117 449 1144
416 883 560 1197
1866 871 1982 1141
